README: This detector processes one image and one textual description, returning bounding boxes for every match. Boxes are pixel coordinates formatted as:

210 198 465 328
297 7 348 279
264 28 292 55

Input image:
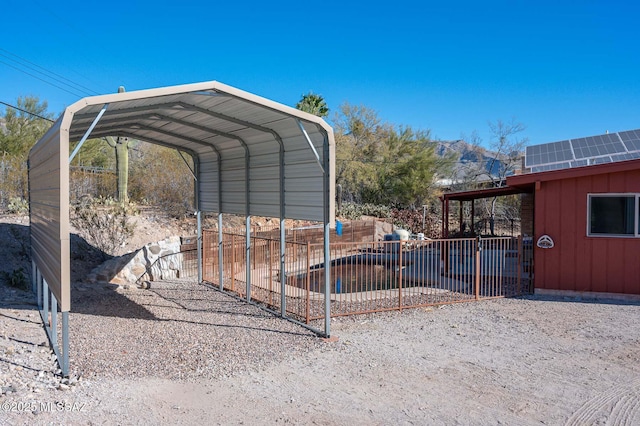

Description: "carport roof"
29 81 335 313
64 80 335 221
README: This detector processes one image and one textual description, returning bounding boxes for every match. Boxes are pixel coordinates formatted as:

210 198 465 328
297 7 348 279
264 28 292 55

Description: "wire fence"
201 231 534 324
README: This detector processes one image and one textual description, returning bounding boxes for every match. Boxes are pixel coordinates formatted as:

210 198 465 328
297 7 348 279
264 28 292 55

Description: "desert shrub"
391 207 442 238
339 202 391 220
9 225 30 259
7 197 29 215
71 200 136 257
70 168 117 203
128 144 194 218
0 157 28 211
1 268 28 290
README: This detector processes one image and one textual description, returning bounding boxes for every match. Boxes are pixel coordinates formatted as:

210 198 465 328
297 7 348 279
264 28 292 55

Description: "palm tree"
296 92 329 118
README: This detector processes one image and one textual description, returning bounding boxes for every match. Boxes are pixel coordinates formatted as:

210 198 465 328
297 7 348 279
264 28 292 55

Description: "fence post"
517 235 522 295
231 233 236 292
442 240 449 276
475 237 481 300
398 238 403 310
269 239 274 308
306 241 311 324
293 230 297 261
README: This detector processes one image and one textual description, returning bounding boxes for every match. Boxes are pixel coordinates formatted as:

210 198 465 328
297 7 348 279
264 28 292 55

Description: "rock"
131 264 147 276
109 277 126 285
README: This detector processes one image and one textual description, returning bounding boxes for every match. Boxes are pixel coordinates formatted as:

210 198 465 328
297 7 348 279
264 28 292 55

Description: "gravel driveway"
1 278 639 425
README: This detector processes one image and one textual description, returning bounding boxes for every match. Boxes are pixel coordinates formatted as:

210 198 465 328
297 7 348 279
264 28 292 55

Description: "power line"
0 48 100 96
0 58 86 98
0 101 55 122
0 48 102 100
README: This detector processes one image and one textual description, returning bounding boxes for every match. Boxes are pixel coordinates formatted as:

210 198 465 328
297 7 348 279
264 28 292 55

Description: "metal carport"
28 81 335 376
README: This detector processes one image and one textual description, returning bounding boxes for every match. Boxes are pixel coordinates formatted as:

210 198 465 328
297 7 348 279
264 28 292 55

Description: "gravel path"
2 279 640 425
69 279 323 381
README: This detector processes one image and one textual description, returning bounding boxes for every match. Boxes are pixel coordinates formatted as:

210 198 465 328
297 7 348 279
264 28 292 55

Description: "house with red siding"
508 159 640 297
442 130 640 299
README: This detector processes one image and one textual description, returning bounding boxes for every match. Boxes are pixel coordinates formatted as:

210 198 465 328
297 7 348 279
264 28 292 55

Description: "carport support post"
323 134 331 338
31 260 36 293
61 311 69 376
280 219 286 317
246 216 251 302
42 279 49 329
36 266 42 308
218 213 224 291
51 296 58 347
197 210 202 283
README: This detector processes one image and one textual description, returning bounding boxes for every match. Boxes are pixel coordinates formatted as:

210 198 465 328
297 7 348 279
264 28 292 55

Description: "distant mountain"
434 140 523 188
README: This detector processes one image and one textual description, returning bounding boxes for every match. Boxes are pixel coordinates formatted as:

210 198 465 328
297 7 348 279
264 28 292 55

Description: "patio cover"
29 81 336 312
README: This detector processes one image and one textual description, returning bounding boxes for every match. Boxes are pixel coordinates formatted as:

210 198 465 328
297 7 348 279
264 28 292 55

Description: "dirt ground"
3 295 640 425
1 213 640 425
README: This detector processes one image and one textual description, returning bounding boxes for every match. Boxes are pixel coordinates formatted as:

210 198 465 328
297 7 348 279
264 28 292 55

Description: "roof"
442 158 640 203
509 157 640 186
441 185 530 202
29 81 336 312
64 81 335 220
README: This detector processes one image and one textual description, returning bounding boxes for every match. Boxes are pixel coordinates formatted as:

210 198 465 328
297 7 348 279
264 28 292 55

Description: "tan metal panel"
28 117 70 311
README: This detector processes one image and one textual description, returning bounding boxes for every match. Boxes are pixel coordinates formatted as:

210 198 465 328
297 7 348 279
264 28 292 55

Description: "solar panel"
619 130 640 151
525 140 573 167
524 128 640 172
611 151 640 162
530 162 572 173
571 134 625 159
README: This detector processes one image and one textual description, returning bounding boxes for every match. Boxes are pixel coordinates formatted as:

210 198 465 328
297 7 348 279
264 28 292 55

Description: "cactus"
105 86 132 204
105 135 131 204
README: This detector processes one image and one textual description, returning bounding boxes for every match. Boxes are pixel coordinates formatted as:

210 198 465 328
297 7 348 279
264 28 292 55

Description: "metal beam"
322 131 331 337
69 103 108 163
177 150 197 181
280 137 287 318
174 101 284 139
297 119 325 174
218 212 224 291
197 210 202 283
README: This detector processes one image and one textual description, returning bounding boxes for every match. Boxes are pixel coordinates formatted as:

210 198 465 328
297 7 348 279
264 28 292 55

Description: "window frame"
587 193 640 238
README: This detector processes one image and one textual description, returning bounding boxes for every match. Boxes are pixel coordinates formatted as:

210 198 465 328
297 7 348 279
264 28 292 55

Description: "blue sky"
1 0 638 147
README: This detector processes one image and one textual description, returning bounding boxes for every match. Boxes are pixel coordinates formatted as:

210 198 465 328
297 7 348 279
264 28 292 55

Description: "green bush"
339 202 391 220
7 197 29 215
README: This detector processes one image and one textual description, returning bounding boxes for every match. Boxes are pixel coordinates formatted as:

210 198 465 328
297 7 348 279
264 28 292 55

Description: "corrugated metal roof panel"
30 80 335 314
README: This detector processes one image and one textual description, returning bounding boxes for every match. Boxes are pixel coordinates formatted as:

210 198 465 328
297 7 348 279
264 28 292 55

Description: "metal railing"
201 232 534 324
136 249 199 285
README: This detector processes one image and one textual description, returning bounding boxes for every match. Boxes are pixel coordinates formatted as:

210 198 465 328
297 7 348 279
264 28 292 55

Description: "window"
588 194 640 237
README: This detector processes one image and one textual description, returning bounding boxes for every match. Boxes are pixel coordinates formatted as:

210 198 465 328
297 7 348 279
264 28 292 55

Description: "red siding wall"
534 168 640 295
